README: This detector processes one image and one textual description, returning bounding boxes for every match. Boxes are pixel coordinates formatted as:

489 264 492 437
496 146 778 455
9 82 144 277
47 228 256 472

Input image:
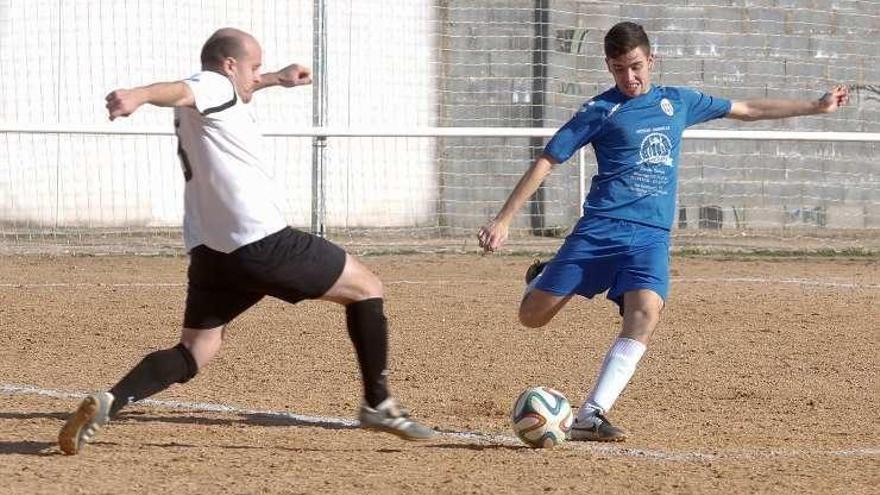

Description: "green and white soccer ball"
511 386 573 448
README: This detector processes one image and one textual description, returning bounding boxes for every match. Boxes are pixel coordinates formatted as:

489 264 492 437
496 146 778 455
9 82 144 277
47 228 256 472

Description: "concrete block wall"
438 0 879 232
436 1 580 234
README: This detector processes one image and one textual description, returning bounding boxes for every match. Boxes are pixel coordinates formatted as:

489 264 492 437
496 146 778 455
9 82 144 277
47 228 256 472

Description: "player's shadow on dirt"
139 442 399 454
241 412 358 430
0 440 57 456
0 412 120 456
0 410 356 431
0 412 68 455
0 412 523 454
115 410 358 431
0 411 68 421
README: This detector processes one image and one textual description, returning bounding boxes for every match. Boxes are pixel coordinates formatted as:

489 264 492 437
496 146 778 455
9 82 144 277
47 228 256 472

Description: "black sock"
108 343 198 417
345 298 390 408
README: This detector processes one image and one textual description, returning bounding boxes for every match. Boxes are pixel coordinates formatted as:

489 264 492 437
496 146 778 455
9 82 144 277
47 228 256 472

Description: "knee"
626 306 661 325
518 307 550 329
344 257 384 301
518 292 562 329
623 305 662 337
179 328 224 370
355 271 383 300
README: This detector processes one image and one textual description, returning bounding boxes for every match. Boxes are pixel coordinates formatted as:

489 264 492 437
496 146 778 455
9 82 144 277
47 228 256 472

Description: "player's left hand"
818 85 849 113
276 64 312 87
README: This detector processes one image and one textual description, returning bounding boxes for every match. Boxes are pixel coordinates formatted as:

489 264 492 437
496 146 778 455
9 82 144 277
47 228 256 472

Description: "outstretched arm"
727 84 849 121
105 82 195 121
255 64 312 91
477 155 557 253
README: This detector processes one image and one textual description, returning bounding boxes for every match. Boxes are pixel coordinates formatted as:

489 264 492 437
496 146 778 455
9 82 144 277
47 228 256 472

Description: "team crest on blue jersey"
638 132 673 166
660 98 674 116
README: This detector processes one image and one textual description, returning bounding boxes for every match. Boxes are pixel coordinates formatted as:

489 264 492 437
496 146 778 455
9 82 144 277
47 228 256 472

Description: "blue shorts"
534 216 670 309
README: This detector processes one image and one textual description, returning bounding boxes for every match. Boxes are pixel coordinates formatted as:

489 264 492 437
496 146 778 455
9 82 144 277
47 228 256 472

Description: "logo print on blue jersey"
660 98 674 116
638 132 673 166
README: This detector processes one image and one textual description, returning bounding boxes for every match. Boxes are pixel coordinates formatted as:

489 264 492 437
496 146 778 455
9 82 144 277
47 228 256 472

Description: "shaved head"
200 28 258 70
199 27 264 103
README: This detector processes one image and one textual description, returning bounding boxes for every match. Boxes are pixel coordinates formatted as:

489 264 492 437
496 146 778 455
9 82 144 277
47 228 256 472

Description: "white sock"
577 337 647 422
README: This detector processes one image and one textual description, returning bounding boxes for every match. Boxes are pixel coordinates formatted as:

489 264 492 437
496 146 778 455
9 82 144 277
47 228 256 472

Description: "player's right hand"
105 89 142 121
478 219 509 253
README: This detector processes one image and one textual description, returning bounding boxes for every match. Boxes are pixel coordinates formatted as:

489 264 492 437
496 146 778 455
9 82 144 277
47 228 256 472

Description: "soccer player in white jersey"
59 28 434 455
478 22 849 442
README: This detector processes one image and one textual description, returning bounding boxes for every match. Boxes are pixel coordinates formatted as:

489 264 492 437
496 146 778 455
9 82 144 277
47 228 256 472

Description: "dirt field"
1 253 878 494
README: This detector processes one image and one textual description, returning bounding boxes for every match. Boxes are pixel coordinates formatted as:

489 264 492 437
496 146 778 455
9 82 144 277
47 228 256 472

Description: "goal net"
2 0 879 254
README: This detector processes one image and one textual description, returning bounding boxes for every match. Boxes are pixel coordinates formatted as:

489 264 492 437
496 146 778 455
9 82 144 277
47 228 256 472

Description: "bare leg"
518 288 573 328
320 253 383 305
179 326 225 369
618 289 664 344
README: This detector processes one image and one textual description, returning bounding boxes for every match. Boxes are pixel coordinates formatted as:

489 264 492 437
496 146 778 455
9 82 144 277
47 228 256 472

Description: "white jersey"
175 71 286 253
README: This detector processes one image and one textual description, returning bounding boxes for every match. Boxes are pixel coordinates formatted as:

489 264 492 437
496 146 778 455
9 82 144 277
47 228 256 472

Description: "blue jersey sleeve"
544 103 607 163
679 88 732 127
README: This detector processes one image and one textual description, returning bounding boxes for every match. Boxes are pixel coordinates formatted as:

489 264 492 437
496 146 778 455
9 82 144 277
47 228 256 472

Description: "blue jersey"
544 85 731 230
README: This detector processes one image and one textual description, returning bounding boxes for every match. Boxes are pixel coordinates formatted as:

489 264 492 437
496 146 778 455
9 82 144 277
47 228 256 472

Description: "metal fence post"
311 0 328 237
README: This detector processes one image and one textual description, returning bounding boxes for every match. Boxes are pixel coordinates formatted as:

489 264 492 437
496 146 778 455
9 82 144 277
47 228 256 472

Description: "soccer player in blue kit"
478 22 849 442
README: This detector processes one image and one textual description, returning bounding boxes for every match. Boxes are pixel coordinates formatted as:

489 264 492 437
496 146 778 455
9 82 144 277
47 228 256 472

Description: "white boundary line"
2 384 877 461
1 277 878 290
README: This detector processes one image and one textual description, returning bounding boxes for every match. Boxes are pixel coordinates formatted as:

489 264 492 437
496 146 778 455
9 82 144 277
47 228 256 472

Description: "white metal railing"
4 124 880 141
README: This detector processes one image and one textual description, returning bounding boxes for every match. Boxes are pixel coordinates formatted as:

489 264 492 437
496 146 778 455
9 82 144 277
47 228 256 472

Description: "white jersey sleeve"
183 71 238 114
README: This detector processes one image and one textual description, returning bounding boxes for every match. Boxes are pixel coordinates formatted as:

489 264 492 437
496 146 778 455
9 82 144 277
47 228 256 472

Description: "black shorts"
184 227 347 329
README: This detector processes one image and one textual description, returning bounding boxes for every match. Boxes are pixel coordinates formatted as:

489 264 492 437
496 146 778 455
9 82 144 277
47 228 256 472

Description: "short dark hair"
604 22 651 59
200 33 245 69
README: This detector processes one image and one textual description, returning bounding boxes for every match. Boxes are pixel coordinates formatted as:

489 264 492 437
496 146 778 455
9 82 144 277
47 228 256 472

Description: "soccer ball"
511 386 573 448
